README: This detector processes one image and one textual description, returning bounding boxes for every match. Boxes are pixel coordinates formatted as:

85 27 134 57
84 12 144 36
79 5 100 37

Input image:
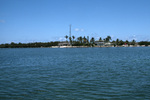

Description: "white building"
58 42 71 46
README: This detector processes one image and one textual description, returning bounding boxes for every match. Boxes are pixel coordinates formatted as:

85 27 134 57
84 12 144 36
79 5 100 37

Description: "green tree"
99 37 102 42
10 42 17 48
105 36 111 42
119 40 124 45
83 36 87 44
65 35 68 42
77 36 83 43
69 37 72 45
72 36 75 44
138 41 150 46
72 36 75 41
11 42 15 45
111 40 116 46
131 39 136 45
90 37 95 44
116 39 119 45
125 40 129 45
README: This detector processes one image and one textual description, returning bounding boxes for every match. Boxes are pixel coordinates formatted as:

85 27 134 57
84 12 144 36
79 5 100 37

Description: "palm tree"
99 37 102 42
72 36 75 44
83 36 87 44
106 36 111 42
77 36 83 43
65 35 68 42
116 38 119 45
90 37 95 44
72 36 75 42
69 37 72 45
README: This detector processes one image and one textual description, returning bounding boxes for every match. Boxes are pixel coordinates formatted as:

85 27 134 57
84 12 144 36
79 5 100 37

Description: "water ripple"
0 47 150 99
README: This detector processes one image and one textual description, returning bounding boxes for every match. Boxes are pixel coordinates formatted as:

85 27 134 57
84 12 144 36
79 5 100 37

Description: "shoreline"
0 45 150 49
51 45 150 48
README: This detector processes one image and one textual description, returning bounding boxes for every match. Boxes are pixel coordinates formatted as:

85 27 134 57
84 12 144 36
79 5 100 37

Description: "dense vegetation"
0 35 150 48
65 35 149 47
0 42 59 48
138 41 150 46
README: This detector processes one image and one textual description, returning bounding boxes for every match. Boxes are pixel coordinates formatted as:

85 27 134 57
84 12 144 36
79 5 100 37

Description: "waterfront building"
95 41 105 46
58 42 70 46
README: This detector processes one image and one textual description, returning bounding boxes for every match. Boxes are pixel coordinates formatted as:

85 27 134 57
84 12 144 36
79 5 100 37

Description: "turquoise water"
0 47 150 99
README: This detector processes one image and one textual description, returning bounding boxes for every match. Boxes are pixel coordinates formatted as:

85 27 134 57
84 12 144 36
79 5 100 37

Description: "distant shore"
51 45 150 48
0 40 150 48
0 45 150 48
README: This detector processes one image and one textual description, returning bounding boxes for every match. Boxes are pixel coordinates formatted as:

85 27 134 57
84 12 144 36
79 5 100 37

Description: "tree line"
0 42 59 48
65 35 112 46
65 35 150 46
0 35 150 48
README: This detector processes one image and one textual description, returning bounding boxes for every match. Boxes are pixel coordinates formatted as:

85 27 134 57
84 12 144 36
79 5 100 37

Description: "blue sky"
0 0 150 43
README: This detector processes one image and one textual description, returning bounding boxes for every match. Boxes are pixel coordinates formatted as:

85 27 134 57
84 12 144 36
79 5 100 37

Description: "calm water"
0 47 150 100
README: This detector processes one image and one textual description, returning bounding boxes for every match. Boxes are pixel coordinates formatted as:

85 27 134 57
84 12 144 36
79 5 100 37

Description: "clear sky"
0 0 150 43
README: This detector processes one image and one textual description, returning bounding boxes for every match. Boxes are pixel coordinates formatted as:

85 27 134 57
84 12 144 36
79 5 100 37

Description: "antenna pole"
69 24 72 46
69 24 71 38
